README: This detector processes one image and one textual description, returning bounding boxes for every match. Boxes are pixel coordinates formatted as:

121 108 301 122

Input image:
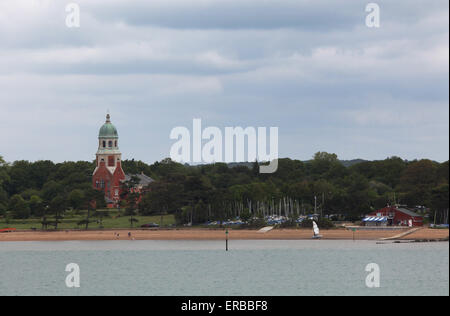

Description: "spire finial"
106 113 111 123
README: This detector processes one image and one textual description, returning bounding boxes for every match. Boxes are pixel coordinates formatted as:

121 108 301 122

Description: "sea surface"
0 240 448 296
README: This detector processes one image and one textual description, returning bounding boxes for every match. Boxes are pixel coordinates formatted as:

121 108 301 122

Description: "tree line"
0 153 448 226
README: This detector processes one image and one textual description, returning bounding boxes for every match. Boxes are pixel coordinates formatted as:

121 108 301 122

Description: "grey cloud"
0 0 448 163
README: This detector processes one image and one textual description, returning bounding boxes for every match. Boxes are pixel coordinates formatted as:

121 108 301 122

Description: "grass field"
0 209 175 230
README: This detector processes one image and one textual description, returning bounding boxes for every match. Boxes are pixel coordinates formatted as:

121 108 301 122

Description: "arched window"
115 141 117 147
102 141 106 148
108 140 113 147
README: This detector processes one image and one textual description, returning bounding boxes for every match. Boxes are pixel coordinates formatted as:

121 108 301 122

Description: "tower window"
108 156 115 167
108 141 113 147
115 141 117 147
103 141 106 148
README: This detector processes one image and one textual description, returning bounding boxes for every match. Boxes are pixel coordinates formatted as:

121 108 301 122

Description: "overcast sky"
0 0 448 164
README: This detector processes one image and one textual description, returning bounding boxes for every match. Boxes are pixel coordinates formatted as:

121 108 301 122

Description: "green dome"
99 114 118 139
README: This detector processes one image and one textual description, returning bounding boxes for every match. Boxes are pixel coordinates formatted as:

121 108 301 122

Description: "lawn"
0 209 175 230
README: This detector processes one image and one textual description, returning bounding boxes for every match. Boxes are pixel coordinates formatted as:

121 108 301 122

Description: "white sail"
312 221 320 236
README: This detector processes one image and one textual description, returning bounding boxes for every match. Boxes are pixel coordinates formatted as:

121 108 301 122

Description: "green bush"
318 218 335 229
279 219 298 228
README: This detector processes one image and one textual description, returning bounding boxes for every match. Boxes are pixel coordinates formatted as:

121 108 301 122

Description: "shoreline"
0 228 448 242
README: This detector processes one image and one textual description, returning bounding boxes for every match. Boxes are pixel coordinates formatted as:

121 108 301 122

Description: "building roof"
396 207 422 218
369 206 423 218
99 114 118 139
124 173 154 186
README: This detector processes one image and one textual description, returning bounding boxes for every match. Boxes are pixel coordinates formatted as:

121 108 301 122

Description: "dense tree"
399 160 439 206
342 173 373 216
8 194 30 219
0 156 8 216
194 200 210 223
430 184 449 224
79 188 105 230
29 195 44 217
5 161 33 195
49 195 66 230
0 153 447 226
436 161 449 184
41 180 64 204
68 189 85 210
139 181 184 215
0 190 7 216
350 157 407 188
121 176 141 227
309 152 340 178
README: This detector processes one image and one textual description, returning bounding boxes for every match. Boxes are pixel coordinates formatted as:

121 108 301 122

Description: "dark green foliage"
278 218 298 228
0 153 448 226
237 216 267 229
121 176 141 227
8 194 30 219
68 189 85 210
29 195 44 217
240 210 252 223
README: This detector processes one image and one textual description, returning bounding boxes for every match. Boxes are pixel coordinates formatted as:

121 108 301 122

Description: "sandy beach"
0 228 448 242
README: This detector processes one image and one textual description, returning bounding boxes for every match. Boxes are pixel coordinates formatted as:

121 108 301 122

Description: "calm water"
0 240 448 296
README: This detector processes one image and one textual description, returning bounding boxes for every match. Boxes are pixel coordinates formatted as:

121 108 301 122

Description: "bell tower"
92 113 125 205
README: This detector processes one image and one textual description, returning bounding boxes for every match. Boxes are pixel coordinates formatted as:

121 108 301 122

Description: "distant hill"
339 159 368 167
190 159 368 169
284 158 368 168
226 162 254 169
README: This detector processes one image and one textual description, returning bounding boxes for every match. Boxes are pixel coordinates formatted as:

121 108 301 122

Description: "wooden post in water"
226 229 229 251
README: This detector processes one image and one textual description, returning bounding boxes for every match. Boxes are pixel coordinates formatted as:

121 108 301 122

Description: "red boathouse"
366 206 424 227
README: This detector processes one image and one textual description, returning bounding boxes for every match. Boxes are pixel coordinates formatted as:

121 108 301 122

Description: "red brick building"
366 206 424 227
92 114 126 207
